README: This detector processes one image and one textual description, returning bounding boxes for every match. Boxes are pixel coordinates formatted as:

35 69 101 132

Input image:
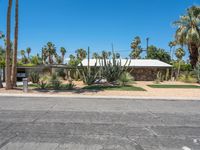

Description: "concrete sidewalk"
0 92 200 101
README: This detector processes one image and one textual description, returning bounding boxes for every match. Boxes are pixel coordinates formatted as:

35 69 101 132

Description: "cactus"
100 51 130 83
77 47 101 85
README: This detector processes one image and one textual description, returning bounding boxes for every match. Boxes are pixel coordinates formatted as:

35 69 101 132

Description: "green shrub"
154 71 162 84
118 72 134 86
194 62 200 83
38 75 49 89
101 53 130 83
56 68 66 80
178 71 197 83
50 73 61 90
29 72 40 83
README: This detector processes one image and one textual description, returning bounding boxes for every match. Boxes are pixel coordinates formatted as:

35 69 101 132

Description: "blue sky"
0 0 199 58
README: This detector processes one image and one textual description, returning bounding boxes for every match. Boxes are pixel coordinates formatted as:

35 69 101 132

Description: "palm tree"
60 47 66 64
175 48 186 77
26 47 31 59
42 47 48 64
11 0 18 87
47 42 56 64
92 52 99 59
5 0 13 90
76 48 87 60
130 36 142 59
174 6 200 67
20 50 25 59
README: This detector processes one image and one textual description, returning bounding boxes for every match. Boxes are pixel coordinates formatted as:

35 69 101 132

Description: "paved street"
0 96 200 150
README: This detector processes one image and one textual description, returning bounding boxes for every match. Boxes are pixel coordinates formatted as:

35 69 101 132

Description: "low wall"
129 67 169 81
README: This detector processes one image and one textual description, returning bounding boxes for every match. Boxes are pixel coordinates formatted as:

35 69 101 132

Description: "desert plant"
194 62 200 83
38 75 49 89
154 71 162 84
50 73 61 89
77 47 101 85
62 80 76 90
101 52 130 83
178 71 197 83
56 68 66 80
29 72 40 83
118 72 134 86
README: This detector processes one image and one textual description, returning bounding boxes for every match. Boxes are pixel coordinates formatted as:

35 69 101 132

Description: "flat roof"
81 59 172 68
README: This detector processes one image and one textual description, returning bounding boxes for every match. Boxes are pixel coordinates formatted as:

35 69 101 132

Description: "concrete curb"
0 93 200 101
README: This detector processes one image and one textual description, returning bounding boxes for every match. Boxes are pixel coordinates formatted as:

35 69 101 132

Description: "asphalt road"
0 96 200 150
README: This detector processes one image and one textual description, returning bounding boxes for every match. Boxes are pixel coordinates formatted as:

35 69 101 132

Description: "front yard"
1 81 200 99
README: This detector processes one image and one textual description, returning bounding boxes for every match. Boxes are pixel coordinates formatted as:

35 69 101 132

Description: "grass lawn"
18 84 38 88
83 85 146 91
148 84 200 89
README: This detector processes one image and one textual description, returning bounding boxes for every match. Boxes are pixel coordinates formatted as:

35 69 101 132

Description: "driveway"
0 96 200 150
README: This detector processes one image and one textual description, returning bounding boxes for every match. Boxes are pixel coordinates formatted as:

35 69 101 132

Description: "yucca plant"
50 73 61 89
118 72 134 86
101 52 130 83
38 75 49 89
29 72 40 83
77 47 101 85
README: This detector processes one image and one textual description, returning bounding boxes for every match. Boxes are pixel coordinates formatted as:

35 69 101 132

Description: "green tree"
20 50 25 59
146 45 171 63
130 36 142 59
42 42 57 64
174 6 200 67
76 48 87 60
60 47 66 64
26 47 31 59
175 48 186 77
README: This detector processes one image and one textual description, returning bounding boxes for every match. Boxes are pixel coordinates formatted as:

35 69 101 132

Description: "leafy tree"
76 48 87 60
175 48 186 77
130 36 142 59
92 52 99 59
146 45 171 63
26 47 31 59
60 47 66 64
20 50 25 58
42 42 57 64
174 6 200 67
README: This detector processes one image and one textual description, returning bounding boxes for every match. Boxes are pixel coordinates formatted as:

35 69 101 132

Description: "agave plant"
77 47 101 85
118 72 134 86
101 52 130 83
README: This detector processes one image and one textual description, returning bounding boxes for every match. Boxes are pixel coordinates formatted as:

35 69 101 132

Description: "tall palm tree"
60 47 66 64
11 0 18 87
76 48 87 60
92 52 99 59
26 47 31 59
5 0 13 90
130 36 142 59
174 6 200 67
47 42 56 64
175 48 186 77
20 50 25 59
42 47 48 64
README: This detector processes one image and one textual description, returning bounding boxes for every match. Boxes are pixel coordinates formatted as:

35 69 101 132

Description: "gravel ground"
0 81 200 99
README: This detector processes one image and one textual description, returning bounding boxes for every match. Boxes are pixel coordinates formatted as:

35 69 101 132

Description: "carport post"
22 78 28 93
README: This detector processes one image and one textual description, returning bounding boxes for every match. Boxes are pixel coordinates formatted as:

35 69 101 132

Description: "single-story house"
0 59 171 82
81 59 172 81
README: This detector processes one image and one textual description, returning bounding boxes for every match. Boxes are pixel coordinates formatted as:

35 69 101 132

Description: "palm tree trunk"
189 43 199 68
5 0 13 90
11 0 18 87
177 60 181 78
